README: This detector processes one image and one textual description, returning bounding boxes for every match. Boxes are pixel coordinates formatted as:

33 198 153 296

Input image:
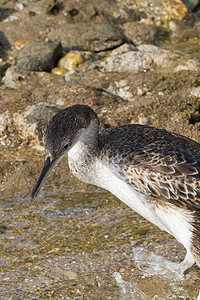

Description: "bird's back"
98 124 200 209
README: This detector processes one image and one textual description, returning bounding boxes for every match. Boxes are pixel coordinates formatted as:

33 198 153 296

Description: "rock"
106 79 134 101
161 0 189 21
98 44 200 73
15 3 24 11
16 41 62 71
1 0 200 201
57 51 84 71
14 39 29 50
123 23 161 46
178 26 200 41
181 0 199 11
3 66 29 89
61 270 79 280
3 65 64 89
98 50 147 73
47 23 125 52
190 86 200 97
116 0 194 27
13 103 61 148
0 112 9 138
138 44 199 72
51 67 66 76
0 62 11 79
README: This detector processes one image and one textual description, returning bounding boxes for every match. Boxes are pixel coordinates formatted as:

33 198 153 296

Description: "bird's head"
31 104 98 201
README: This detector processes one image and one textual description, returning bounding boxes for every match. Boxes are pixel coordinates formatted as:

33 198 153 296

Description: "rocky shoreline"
1 0 200 197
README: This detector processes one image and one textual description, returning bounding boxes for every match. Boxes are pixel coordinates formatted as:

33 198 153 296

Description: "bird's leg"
132 247 195 279
178 251 195 275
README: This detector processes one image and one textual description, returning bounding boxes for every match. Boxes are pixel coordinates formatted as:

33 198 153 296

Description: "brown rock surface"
0 0 200 198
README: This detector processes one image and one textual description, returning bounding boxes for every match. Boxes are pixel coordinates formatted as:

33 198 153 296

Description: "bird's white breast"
91 160 194 253
68 139 194 254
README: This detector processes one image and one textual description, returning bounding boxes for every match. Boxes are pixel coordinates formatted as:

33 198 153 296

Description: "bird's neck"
79 118 99 152
67 119 100 183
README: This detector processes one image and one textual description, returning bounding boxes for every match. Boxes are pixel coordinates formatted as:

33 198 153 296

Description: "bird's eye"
64 143 69 149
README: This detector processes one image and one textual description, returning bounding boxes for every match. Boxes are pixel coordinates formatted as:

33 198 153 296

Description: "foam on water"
113 272 149 300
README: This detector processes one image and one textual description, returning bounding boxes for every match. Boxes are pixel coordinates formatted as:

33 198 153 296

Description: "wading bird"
32 104 200 275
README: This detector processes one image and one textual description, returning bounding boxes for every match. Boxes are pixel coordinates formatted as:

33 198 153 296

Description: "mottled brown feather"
98 124 200 210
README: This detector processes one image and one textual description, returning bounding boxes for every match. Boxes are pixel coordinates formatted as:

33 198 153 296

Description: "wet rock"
47 23 125 52
16 41 62 71
123 23 162 46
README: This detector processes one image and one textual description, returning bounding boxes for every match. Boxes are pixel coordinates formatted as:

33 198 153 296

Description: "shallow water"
0 192 200 299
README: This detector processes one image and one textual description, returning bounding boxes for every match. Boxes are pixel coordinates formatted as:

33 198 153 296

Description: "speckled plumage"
32 104 200 271
98 124 200 265
99 124 200 207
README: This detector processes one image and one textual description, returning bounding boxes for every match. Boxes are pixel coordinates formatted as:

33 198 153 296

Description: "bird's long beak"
31 155 61 202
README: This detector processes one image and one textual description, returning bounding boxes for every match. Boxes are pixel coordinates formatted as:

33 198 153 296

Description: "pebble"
51 67 66 76
15 3 24 11
57 51 84 71
64 271 79 280
190 86 200 97
137 88 143 95
14 40 29 50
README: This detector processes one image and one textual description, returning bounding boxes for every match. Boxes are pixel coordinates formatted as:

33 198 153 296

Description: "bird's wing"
100 125 200 208
123 145 200 208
